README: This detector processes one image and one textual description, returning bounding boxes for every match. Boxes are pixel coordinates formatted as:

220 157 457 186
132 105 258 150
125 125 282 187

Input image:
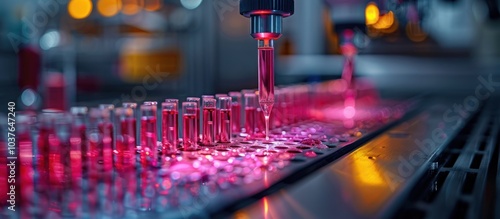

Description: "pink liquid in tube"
218 97 232 142
256 107 265 134
141 116 157 165
218 109 232 142
231 103 241 133
258 46 275 140
99 122 114 172
116 118 136 170
229 92 242 133
69 124 85 182
202 108 216 145
183 114 198 150
186 97 201 143
245 107 256 137
162 109 178 152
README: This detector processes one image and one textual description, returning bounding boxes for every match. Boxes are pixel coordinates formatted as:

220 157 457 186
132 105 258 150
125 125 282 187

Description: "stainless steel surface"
232 100 476 219
396 103 500 219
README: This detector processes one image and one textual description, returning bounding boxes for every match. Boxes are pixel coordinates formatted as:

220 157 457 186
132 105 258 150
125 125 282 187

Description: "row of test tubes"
0 79 383 216
4 80 377 174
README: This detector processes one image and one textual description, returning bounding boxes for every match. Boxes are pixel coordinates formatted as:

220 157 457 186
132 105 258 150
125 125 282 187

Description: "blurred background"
0 0 499 110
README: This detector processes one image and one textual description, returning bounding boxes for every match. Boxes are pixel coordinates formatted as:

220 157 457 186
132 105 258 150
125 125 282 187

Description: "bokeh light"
98 0 122 17
180 0 203 10
372 11 395 30
406 22 427 42
365 2 379 25
122 0 142 15
68 0 93 19
40 30 60 50
144 0 162 11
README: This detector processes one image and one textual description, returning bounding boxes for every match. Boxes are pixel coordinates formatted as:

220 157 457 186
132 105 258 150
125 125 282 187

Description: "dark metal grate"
394 102 500 219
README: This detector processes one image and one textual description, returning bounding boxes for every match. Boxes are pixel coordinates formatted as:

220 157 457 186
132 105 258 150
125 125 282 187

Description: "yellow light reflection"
233 211 250 219
406 22 427 42
263 197 269 218
365 2 379 25
373 11 394 30
68 0 93 19
144 0 162 11
122 0 142 15
98 0 122 17
352 153 384 186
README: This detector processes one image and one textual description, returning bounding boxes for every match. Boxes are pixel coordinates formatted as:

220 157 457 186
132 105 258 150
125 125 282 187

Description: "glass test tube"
229 92 242 133
115 107 136 171
55 113 74 211
183 102 199 150
162 100 179 153
202 98 216 146
255 92 266 135
69 107 87 182
99 108 114 172
88 108 113 174
273 88 283 128
122 102 138 146
186 97 201 143
141 101 158 167
37 112 59 188
218 97 232 143
17 113 34 205
258 39 275 140
244 93 257 137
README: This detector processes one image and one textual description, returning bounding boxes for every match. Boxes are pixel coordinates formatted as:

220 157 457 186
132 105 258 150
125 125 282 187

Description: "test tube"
162 100 179 153
229 92 242 133
17 113 35 205
273 88 283 128
186 97 201 143
202 98 217 145
183 102 198 150
255 92 266 136
122 102 138 146
141 101 158 167
218 96 232 143
244 93 257 137
88 108 113 174
51 112 72 213
258 39 275 140
69 107 88 182
115 107 136 171
37 112 59 189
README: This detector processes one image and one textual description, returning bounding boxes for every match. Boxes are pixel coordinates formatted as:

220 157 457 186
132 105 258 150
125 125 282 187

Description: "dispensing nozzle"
240 0 295 40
